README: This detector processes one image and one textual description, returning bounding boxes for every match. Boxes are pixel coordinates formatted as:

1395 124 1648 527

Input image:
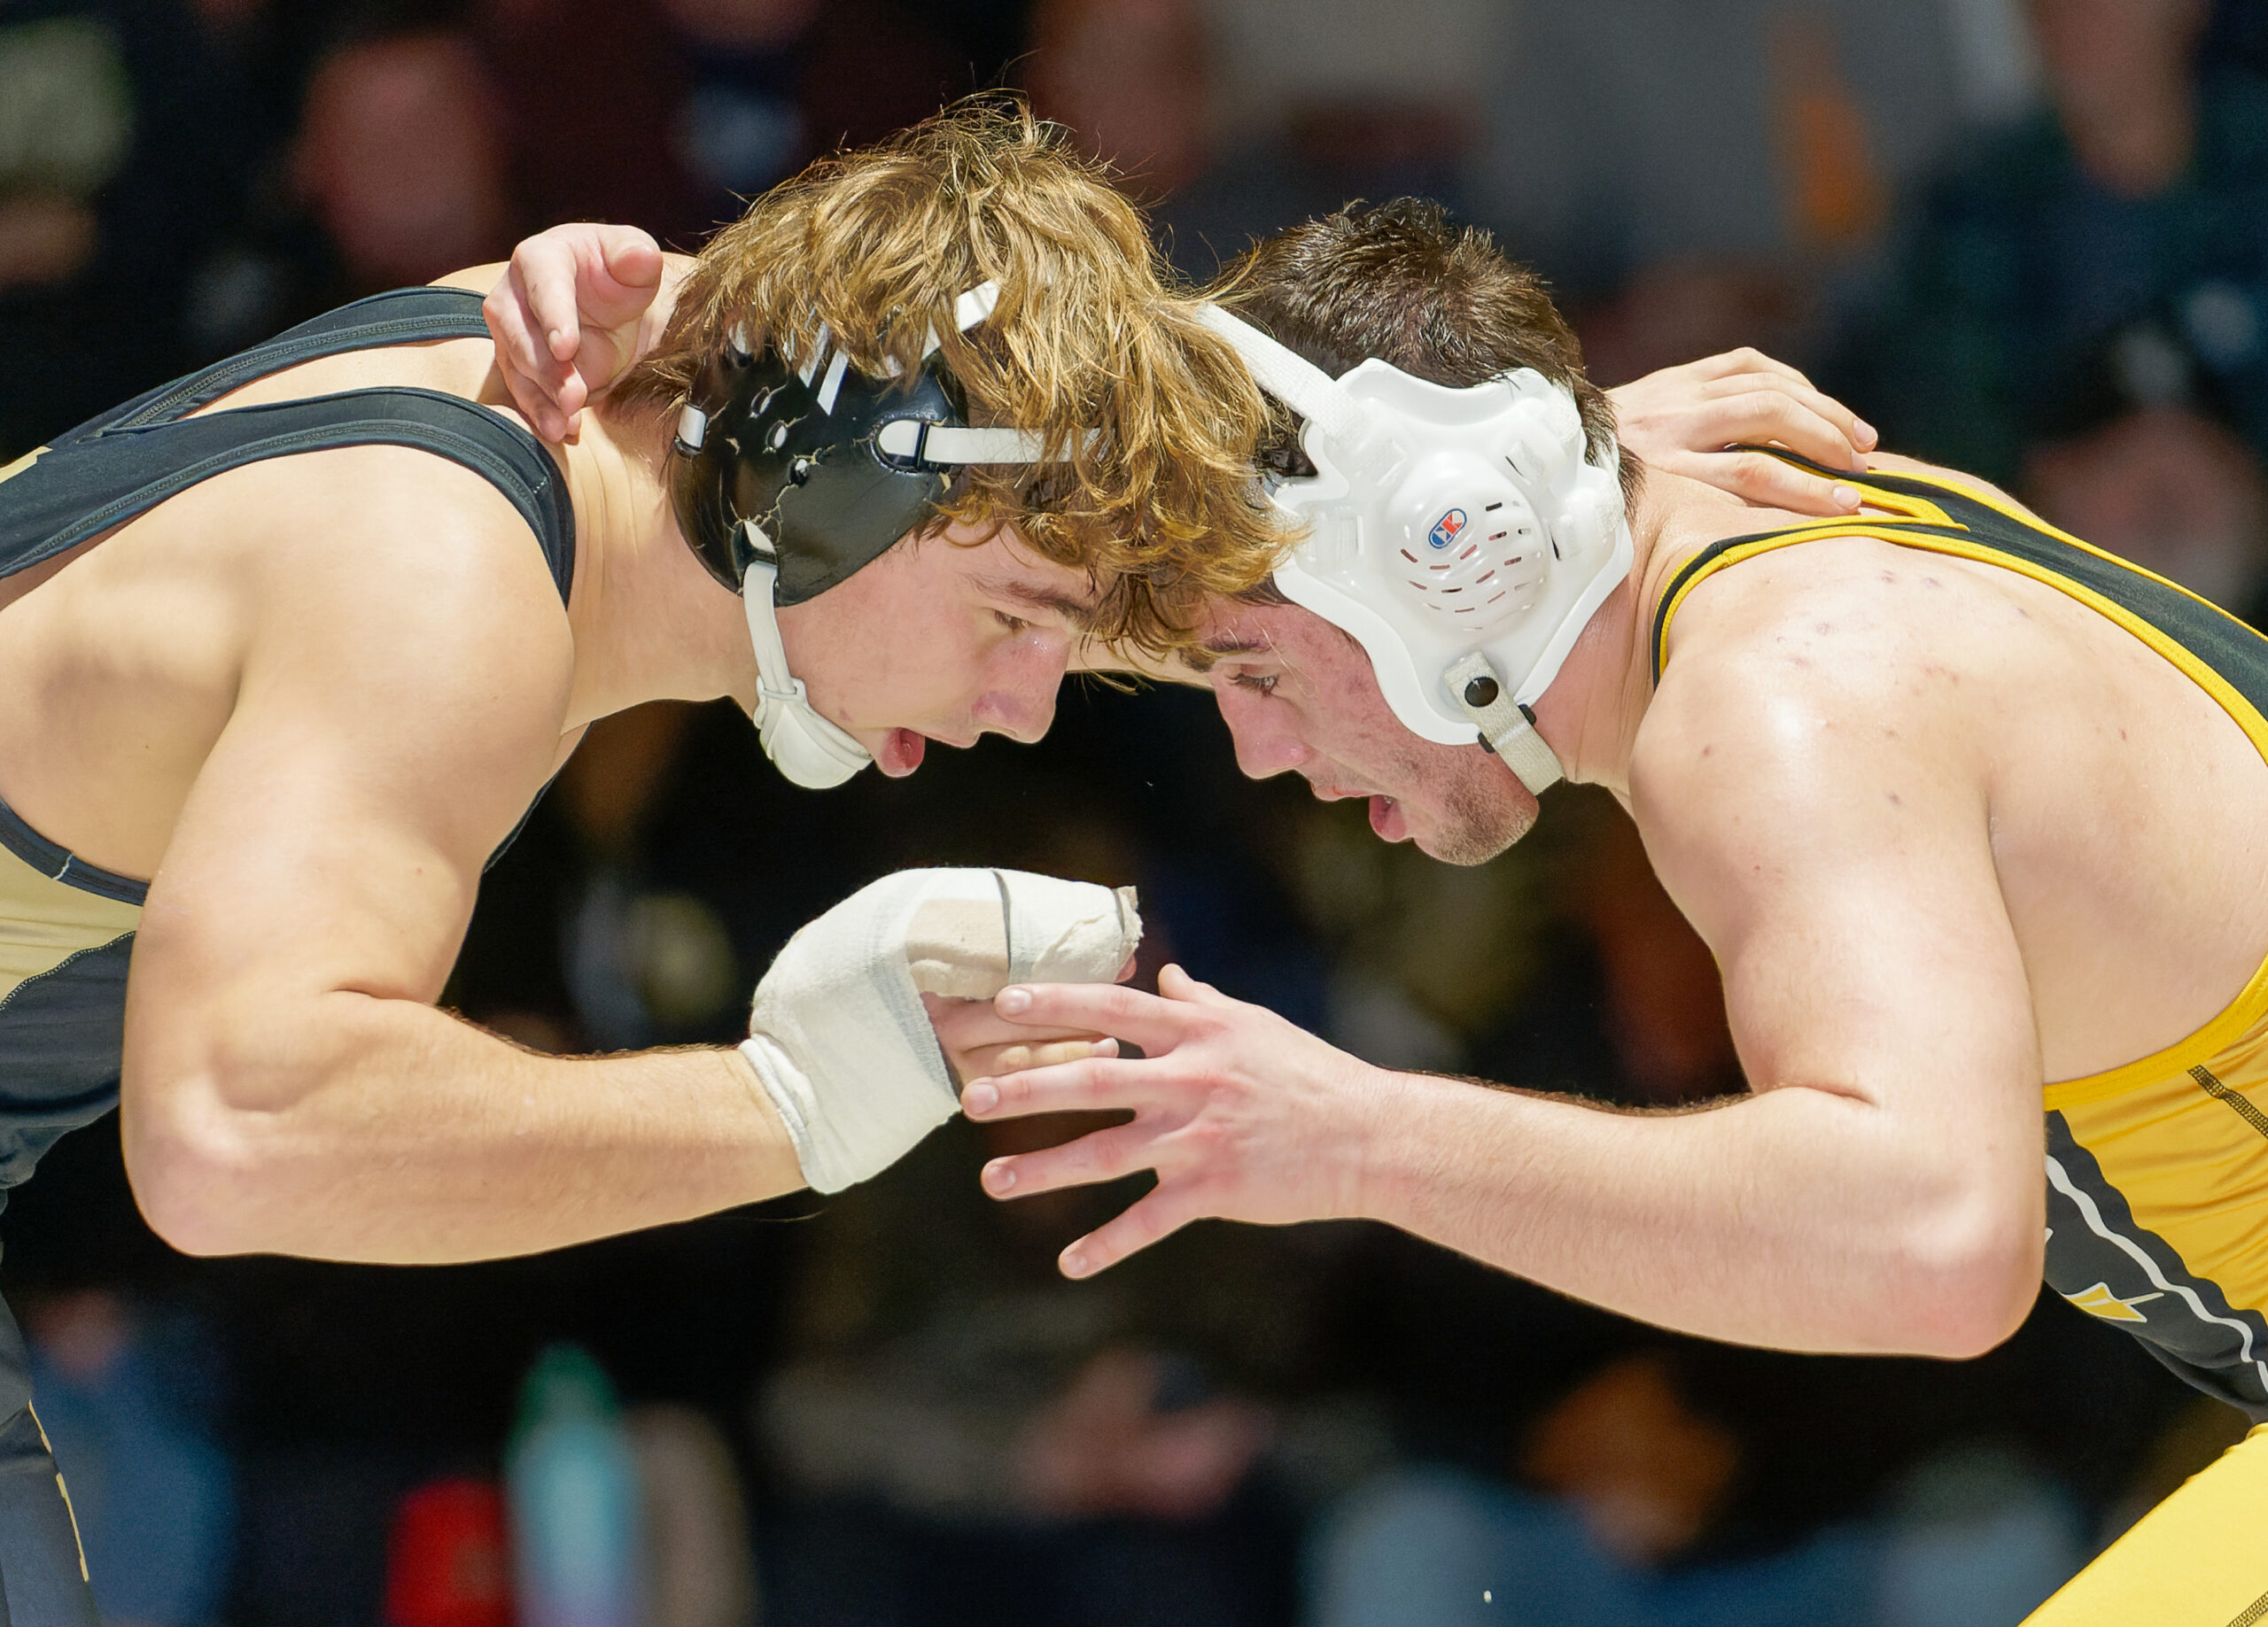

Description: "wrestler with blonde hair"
0 105 1248 1621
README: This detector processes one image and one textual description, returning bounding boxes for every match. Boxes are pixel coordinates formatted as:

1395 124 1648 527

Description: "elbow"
122 1074 270 1258
1892 1189 2044 1360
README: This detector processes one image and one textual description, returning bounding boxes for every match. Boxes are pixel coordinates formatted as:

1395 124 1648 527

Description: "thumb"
579 225 665 329
600 225 664 292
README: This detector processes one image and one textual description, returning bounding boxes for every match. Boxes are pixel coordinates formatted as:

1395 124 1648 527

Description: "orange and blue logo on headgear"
1428 508 1468 550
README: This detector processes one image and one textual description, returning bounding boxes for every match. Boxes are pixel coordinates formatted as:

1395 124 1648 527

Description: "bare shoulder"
237 445 575 747
1632 538 1995 919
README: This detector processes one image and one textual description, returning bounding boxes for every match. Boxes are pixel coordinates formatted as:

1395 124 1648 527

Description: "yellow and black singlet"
1651 449 2268 1425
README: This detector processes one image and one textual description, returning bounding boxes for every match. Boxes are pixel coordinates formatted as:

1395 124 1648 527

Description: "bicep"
1636 666 2040 1134
126 507 571 1093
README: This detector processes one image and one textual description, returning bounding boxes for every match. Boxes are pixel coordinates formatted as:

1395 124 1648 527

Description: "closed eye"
993 610 1032 635
1230 671 1279 695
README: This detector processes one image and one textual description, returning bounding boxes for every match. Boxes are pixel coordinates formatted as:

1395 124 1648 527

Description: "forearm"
1358 1068 2040 1357
126 993 801 1264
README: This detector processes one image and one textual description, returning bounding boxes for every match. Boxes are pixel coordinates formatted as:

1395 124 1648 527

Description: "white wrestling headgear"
1197 306 1633 796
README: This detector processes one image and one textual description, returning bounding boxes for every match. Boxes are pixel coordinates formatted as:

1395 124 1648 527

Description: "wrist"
1335 1058 1425 1225
1345 1065 1487 1230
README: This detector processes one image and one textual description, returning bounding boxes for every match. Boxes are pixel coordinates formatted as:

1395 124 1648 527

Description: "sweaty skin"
0 261 1103 1264
967 453 2268 1360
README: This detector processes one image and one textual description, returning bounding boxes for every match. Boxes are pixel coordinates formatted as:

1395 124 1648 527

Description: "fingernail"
1832 484 1861 508
1062 1250 1088 1277
998 987 1032 1016
984 1161 1015 1193
964 1081 998 1114
1853 418 1878 447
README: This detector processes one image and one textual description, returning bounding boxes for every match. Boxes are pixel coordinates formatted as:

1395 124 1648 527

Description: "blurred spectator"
547 700 742 1051
1025 0 1483 283
1544 791 1744 1105
0 1 256 456
1460 0 2010 322
1027 0 1212 203
294 27 517 291
755 1108 1377 1627
26 1290 236 1627
1309 1350 2085 1627
478 0 984 252
476 0 714 245
2025 402 2268 616
1851 0 2268 484
625 1404 759 1627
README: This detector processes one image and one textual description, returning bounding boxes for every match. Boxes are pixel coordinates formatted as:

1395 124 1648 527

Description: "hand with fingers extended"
482 221 680 443
962 964 1389 1278
1607 348 1880 515
923 991 1122 1093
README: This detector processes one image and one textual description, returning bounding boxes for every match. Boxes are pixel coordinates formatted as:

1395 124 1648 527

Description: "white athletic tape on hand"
739 868 1141 1193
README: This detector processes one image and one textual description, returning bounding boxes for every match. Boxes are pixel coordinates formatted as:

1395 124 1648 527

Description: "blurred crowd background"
5 0 2268 1623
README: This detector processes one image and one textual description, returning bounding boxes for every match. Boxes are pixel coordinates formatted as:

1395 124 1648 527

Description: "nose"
974 640 1067 744
1217 692 1309 780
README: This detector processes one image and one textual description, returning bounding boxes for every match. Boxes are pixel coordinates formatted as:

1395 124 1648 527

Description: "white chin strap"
1444 652 1562 795
739 524 873 789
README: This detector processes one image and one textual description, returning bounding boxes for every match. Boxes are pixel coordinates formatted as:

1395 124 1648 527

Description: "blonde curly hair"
615 101 1286 653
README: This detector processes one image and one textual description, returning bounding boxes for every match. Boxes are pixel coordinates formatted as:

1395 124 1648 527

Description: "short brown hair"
613 100 1282 652
1210 198 1640 511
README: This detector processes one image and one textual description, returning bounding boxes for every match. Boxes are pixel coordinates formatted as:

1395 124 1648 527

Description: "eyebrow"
974 574 1101 631
1182 634 1272 673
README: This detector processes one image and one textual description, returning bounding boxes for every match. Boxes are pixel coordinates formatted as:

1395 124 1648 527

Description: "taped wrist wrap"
739 868 1141 1193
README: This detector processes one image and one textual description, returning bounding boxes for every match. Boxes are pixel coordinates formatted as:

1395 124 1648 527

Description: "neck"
554 407 757 726
1528 466 1759 796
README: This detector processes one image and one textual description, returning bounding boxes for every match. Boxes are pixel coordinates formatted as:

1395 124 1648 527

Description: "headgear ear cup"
1197 304 1634 796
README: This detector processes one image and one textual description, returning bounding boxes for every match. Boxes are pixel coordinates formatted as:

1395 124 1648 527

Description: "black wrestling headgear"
670 286 1065 604
668 284 1084 790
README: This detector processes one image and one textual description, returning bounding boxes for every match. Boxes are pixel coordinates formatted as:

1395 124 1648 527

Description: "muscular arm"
966 625 2047 1357
1369 638 2046 1353
120 469 798 1263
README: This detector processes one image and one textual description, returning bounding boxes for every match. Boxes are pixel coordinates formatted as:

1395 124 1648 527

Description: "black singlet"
0 286 575 1197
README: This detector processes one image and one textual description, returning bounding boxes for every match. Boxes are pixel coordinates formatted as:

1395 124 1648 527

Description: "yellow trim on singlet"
1651 462 2268 1112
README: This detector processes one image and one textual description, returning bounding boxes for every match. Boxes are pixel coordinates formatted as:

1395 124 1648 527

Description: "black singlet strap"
0 287 575 606
1648 446 2268 726
92 286 501 433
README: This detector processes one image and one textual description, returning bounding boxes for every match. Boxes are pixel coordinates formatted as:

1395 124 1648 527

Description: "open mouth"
1368 794 1409 841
